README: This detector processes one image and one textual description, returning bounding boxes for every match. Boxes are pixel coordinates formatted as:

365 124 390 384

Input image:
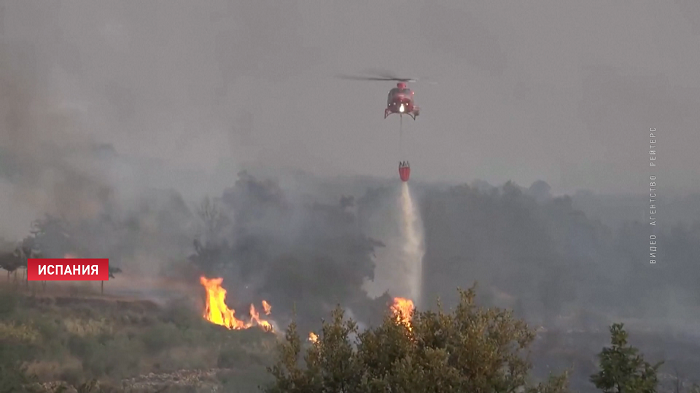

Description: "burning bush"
200 276 274 332
265 286 569 393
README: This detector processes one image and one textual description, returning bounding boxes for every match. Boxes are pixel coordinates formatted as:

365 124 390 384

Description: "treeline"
2 172 699 331
263 287 699 393
0 172 698 391
1 286 696 393
417 181 700 324
2 172 699 329
0 214 121 293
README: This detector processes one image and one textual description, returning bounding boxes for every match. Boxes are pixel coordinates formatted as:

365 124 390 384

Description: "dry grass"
0 320 40 343
26 357 83 383
0 285 277 388
62 317 114 337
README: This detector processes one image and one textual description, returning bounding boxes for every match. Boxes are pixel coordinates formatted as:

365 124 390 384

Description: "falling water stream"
398 182 425 307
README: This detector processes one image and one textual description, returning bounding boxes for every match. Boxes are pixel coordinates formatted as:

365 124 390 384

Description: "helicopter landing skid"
385 110 417 120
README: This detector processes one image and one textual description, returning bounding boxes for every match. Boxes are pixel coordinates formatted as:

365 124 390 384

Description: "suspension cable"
399 114 404 163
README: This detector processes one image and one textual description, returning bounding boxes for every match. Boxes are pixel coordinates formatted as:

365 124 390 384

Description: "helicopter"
336 72 421 120
337 70 430 182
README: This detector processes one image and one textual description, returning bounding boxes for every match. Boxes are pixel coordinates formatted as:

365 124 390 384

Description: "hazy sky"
1 0 699 196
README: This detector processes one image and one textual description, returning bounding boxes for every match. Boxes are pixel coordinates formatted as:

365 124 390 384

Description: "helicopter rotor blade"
412 77 438 85
358 68 422 82
335 74 398 81
360 68 402 80
335 74 417 83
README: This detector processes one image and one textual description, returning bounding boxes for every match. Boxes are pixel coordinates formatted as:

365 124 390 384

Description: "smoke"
0 38 213 275
0 40 117 241
179 171 396 331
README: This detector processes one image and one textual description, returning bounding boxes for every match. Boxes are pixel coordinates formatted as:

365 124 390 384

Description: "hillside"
0 277 276 392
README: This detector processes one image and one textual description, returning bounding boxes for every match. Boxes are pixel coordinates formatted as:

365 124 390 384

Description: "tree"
0 242 37 286
16 238 40 288
265 286 569 393
30 214 79 258
0 250 22 282
101 266 122 295
590 323 663 393
188 197 232 277
197 196 229 244
188 238 227 277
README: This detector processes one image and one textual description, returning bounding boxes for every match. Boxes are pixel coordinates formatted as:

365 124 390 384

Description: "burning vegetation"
201 275 416 340
200 276 273 332
308 296 415 344
308 332 318 344
390 297 414 331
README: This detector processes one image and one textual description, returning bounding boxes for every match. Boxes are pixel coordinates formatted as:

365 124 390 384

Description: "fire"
308 332 318 344
249 303 273 332
199 276 414 338
391 297 414 331
199 276 274 332
303 298 415 345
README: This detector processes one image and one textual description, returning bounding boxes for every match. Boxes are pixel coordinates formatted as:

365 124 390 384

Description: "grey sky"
1 0 699 197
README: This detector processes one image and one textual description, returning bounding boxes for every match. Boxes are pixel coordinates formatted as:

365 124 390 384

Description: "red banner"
27 258 110 281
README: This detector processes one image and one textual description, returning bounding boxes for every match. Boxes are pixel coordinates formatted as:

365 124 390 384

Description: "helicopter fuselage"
385 83 420 120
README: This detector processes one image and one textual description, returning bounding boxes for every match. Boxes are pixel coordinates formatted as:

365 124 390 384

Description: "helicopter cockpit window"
400 88 411 95
388 88 400 105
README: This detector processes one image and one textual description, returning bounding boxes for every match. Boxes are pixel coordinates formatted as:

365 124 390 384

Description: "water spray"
398 182 424 307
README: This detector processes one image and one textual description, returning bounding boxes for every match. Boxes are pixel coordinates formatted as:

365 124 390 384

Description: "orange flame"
308 332 319 344
391 297 414 331
199 276 274 332
304 298 415 344
250 303 273 332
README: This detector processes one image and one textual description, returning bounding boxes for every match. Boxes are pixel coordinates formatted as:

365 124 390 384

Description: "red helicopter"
337 71 425 182
336 72 421 120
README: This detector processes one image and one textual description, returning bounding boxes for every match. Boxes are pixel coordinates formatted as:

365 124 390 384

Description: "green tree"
0 250 22 282
265 286 569 393
30 214 78 258
590 323 663 393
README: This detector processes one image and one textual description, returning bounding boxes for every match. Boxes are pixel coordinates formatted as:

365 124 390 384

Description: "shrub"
264 286 570 393
0 343 36 393
141 322 181 354
0 289 18 318
217 345 250 369
590 323 662 393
